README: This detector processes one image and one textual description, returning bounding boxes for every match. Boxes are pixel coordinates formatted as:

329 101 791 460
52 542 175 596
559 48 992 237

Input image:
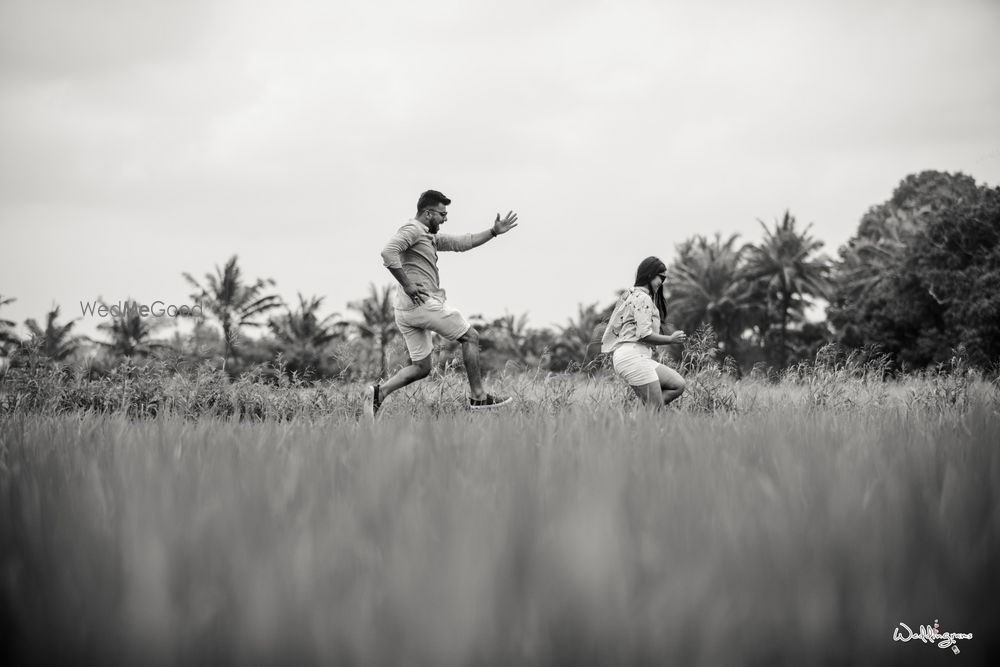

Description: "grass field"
1 369 998 665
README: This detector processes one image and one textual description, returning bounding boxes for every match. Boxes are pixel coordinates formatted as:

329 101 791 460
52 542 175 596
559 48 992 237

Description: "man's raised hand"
492 211 519 236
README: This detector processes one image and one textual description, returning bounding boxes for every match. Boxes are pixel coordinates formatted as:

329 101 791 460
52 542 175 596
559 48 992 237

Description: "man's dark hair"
417 190 451 213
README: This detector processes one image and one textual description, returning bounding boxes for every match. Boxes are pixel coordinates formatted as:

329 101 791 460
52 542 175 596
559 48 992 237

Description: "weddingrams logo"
893 619 973 655
80 300 204 318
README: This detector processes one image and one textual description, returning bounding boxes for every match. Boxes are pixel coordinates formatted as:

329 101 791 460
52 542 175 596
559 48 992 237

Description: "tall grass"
2 339 998 664
2 395 998 665
3 336 996 421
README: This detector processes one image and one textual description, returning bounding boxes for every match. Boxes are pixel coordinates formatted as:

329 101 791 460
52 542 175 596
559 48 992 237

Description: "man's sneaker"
364 384 382 420
469 393 513 410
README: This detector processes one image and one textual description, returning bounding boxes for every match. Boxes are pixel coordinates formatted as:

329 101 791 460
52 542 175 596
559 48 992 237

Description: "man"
365 189 518 418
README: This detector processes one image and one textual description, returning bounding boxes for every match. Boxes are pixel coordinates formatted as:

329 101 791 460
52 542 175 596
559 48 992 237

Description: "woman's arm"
639 331 687 346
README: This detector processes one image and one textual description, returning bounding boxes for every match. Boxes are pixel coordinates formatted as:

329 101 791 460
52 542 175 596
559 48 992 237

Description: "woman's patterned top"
600 286 660 354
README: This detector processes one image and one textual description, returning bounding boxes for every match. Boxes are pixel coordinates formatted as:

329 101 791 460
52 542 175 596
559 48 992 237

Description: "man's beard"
427 220 440 234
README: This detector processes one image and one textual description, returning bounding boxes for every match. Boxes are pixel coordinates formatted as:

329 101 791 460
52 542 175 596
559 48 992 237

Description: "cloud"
0 0 212 81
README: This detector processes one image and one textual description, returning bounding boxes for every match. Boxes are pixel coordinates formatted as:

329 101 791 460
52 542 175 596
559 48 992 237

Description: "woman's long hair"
634 256 668 325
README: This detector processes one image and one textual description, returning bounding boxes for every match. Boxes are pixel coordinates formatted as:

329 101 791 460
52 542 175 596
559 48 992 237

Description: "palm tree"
666 233 753 359
1 294 18 356
268 294 348 378
553 302 607 370
489 312 532 364
742 211 832 368
24 306 85 363
96 299 170 359
183 255 282 370
347 283 398 379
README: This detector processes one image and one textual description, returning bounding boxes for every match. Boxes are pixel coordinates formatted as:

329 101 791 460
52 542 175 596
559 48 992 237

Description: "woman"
601 256 687 409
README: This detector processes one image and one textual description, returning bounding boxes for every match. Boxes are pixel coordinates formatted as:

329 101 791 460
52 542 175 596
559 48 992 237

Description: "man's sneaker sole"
470 396 514 410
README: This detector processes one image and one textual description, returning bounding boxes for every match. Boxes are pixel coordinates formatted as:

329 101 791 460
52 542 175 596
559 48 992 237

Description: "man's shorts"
611 343 660 386
394 297 471 362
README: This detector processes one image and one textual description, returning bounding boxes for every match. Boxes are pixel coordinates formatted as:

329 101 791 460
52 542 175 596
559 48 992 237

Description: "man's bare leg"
457 328 487 400
380 355 432 400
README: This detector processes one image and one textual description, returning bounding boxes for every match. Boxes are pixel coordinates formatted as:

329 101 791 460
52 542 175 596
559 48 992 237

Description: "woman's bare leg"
630 380 665 410
656 364 686 406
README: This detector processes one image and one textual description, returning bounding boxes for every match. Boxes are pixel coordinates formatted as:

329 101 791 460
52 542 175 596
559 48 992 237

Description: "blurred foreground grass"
2 391 998 665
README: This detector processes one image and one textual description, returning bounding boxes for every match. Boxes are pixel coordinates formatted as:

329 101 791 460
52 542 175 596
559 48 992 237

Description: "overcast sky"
2 0 999 340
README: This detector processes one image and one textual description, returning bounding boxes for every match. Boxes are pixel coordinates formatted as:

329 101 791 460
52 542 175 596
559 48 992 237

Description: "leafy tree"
347 283 399 379
183 255 282 371
829 171 998 369
835 171 980 306
835 227 908 304
268 294 349 379
24 306 85 363
859 170 981 240
743 211 832 368
911 184 1000 367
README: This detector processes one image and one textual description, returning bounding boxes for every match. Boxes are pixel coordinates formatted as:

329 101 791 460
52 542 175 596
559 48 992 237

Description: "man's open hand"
492 211 519 236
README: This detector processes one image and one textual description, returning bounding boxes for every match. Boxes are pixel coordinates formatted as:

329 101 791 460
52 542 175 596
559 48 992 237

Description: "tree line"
1 170 997 380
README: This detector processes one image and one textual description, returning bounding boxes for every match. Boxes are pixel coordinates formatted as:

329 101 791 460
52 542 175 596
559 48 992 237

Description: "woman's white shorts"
611 343 660 386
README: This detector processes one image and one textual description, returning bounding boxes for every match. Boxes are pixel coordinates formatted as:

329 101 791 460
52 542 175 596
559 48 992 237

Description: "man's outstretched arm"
438 211 519 252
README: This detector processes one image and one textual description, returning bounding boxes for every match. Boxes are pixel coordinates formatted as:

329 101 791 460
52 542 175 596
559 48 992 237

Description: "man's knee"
458 327 479 346
412 356 432 379
674 377 687 393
